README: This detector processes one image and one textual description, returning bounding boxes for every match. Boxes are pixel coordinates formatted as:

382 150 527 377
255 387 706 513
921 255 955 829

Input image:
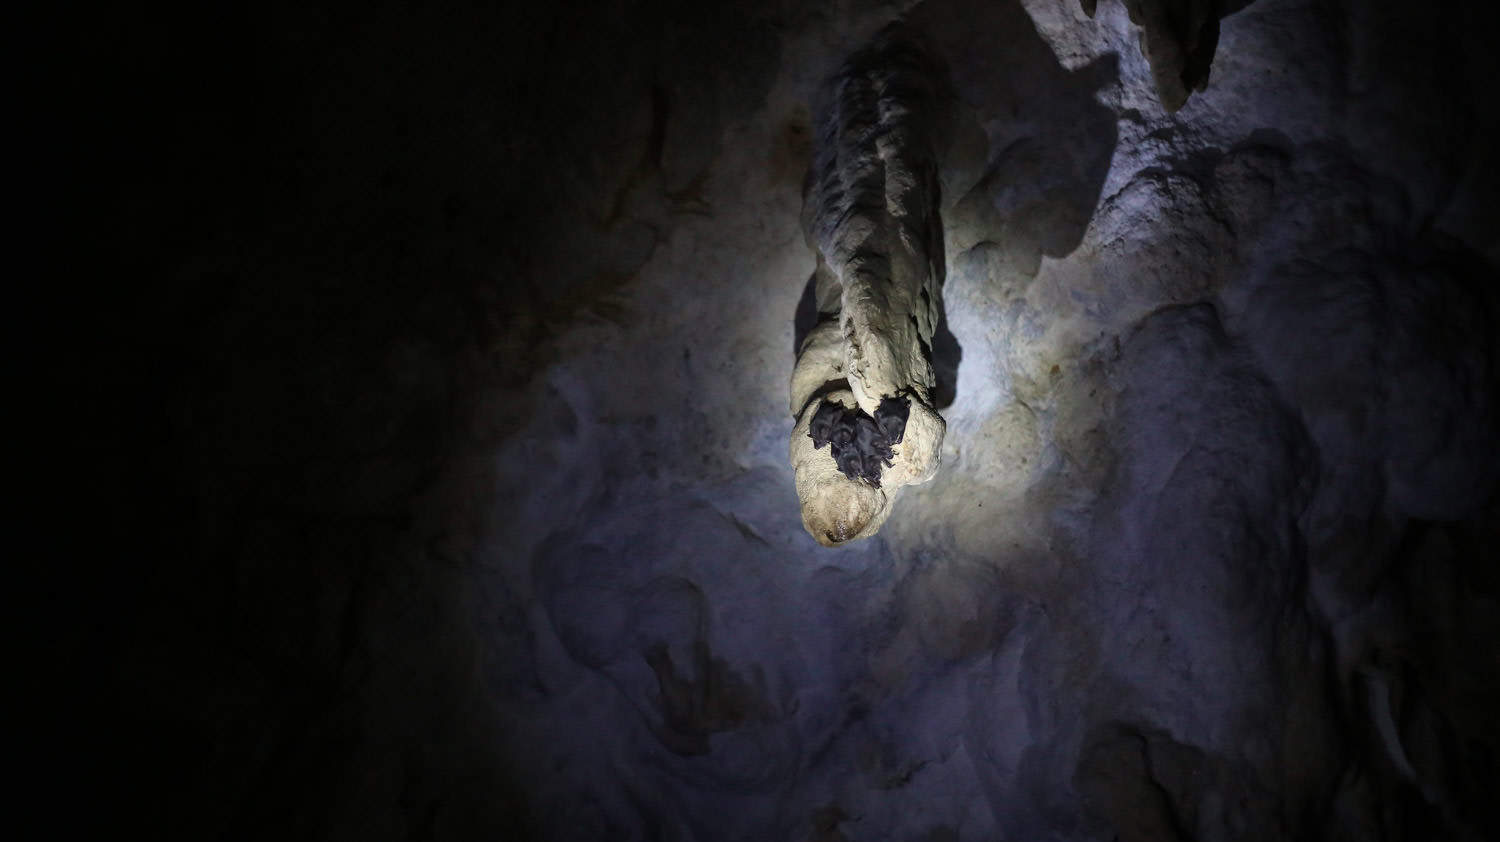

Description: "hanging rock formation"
790 24 952 545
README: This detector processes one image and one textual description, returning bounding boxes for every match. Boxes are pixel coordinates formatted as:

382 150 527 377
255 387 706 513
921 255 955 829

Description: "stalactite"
789 23 952 545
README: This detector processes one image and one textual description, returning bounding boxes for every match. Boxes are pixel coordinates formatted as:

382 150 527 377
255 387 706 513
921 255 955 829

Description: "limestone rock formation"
1083 0 1256 111
790 25 951 545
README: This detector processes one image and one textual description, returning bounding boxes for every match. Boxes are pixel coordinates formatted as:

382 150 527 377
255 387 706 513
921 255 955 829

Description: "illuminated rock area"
83 0 1497 840
790 25 950 546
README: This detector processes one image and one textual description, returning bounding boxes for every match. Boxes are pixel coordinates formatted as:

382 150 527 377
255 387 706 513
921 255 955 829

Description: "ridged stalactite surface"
790 24 951 545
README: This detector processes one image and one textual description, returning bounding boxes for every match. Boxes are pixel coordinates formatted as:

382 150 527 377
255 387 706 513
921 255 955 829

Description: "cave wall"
74 0 1498 839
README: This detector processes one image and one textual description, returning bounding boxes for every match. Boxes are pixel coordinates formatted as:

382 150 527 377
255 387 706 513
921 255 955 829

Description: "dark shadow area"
929 308 963 409
910 0 1119 281
1081 0 1257 111
792 271 820 354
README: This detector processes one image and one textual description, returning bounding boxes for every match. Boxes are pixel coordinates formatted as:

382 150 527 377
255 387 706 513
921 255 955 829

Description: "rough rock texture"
790 25 951 545
803 26 949 414
82 0 1500 840
1088 0 1256 111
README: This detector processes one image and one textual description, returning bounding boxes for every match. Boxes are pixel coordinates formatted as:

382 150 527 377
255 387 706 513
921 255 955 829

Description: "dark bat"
875 394 910 445
836 445 865 480
806 394 912 487
809 402 837 449
854 416 893 464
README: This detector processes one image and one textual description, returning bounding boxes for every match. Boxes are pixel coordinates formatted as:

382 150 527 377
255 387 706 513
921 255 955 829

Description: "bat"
808 394 911 487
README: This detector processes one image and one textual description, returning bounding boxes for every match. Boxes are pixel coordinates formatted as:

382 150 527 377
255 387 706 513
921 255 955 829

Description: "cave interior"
64 0 1500 839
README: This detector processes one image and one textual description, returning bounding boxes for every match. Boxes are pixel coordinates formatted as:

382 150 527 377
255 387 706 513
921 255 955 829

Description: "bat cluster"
808 395 911 487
